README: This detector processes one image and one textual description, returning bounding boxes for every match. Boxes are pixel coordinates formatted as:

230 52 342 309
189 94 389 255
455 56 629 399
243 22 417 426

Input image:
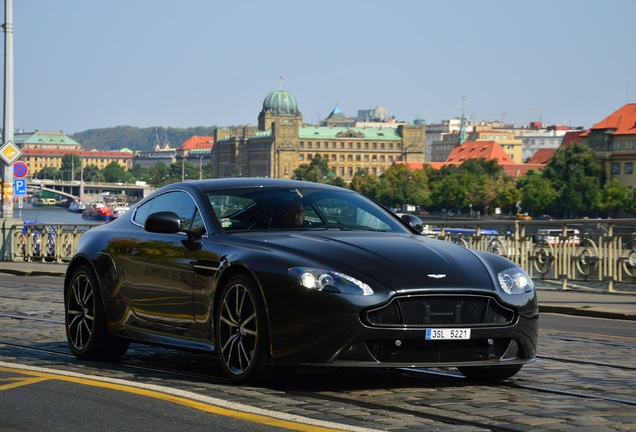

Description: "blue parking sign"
14 178 27 196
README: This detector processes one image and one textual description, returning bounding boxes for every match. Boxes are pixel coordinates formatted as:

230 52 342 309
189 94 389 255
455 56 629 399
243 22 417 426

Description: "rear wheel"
65 266 129 361
216 274 271 384
457 365 522 381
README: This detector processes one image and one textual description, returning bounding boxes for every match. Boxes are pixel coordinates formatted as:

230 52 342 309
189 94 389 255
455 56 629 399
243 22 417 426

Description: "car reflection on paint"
64 178 538 384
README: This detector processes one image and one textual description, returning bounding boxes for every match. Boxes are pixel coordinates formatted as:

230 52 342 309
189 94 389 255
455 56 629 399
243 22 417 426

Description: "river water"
12 203 103 225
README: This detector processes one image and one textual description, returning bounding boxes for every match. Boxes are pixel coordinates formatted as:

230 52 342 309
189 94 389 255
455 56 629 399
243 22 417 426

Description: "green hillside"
69 125 221 152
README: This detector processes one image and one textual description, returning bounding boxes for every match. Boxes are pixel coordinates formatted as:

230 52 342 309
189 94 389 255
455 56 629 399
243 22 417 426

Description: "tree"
293 155 343 185
103 161 132 183
350 170 380 201
375 164 430 208
598 179 630 217
517 170 558 215
167 160 198 183
541 144 603 218
60 153 82 180
430 165 466 211
83 164 102 182
430 159 513 215
34 166 59 181
147 163 170 187
625 188 636 216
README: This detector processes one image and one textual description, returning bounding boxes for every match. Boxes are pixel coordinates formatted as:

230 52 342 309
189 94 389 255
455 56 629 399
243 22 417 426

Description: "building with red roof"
397 140 545 177
580 103 636 187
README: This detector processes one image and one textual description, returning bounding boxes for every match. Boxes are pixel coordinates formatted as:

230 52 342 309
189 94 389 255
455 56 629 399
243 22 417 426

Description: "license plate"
426 328 471 340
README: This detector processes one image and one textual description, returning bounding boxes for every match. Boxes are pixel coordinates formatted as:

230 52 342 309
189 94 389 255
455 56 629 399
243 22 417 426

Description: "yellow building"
15 131 132 176
212 90 426 181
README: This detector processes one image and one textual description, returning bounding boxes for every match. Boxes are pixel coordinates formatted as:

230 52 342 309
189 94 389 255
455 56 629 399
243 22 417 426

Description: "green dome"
263 90 298 116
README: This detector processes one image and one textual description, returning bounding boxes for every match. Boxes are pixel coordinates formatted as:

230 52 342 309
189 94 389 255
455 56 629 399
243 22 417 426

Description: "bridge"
27 180 157 202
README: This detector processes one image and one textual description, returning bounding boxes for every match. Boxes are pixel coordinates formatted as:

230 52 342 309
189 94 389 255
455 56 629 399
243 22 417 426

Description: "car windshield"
206 186 409 233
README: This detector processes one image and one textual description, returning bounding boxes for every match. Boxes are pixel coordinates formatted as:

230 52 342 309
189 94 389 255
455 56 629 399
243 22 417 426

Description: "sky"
3 0 635 135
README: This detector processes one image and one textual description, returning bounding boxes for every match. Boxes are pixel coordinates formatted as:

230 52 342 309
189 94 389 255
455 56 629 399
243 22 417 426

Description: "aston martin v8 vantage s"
64 178 538 384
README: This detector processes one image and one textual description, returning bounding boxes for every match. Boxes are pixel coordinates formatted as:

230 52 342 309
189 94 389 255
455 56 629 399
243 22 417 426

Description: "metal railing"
2 218 635 292
7 222 100 263
422 218 636 292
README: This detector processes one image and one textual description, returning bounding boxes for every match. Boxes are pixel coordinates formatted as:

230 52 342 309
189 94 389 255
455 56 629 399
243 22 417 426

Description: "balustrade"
2 218 635 292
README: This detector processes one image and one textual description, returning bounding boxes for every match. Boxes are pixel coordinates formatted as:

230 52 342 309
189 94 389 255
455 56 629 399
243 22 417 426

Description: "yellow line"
0 366 347 432
0 376 51 390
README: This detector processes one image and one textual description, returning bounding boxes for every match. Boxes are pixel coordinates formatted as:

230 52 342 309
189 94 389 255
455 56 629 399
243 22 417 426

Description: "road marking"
0 376 51 390
0 362 381 432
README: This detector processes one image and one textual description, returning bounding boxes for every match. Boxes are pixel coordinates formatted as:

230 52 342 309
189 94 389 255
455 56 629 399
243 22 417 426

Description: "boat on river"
109 202 130 219
68 198 87 213
82 202 112 221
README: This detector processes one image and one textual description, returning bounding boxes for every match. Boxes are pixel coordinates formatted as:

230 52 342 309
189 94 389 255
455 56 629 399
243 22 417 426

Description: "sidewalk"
0 261 634 321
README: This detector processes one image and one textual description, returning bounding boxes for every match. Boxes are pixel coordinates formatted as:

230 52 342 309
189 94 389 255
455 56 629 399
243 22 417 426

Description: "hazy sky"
5 0 634 134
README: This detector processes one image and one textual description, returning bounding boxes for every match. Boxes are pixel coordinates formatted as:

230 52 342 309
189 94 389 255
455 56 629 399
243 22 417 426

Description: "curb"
539 305 636 321
0 268 66 277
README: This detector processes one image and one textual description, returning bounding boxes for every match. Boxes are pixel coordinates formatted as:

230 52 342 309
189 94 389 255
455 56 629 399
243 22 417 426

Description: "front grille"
365 295 515 327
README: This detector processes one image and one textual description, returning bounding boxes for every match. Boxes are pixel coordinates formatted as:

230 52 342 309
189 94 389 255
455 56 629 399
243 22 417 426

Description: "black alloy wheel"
65 266 129 361
216 274 270 383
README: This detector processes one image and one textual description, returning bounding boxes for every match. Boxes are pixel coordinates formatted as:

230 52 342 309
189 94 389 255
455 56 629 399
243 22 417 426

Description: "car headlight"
497 267 534 294
289 267 374 296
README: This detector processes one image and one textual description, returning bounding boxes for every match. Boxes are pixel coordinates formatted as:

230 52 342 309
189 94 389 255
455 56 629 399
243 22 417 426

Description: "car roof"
158 178 343 193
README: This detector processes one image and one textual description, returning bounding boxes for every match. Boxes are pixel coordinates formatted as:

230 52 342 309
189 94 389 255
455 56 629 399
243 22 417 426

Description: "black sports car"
64 178 538 384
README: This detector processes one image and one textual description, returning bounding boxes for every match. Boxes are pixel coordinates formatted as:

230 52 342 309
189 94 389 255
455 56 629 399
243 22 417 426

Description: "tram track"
2 313 636 431
2 327 636 406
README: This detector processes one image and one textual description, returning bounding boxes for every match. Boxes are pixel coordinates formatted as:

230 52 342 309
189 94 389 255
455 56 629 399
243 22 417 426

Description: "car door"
123 190 202 329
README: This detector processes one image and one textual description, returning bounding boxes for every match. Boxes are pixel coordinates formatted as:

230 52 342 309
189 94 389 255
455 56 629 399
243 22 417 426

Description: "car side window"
133 191 203 233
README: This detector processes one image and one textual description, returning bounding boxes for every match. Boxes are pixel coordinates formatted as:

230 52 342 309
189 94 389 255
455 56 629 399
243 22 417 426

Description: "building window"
347 154 353 161
299 141 304 148
308 154 313 160
612 162 620 174
339 154 344 161
626 162 634 174
299 154 304 161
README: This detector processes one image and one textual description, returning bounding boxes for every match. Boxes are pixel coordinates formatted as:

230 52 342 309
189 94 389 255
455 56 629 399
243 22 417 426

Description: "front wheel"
457 365 523 381
65 266 129 361
215 274 271 384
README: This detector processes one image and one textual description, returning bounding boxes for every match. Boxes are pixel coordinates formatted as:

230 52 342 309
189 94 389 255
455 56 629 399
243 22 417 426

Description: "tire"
65 266 129 361
215 274 271 384
457 365 523 381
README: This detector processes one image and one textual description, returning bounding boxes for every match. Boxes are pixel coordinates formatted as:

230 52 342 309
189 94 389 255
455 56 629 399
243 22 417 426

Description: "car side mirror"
145 211 181 234
400 214 423 233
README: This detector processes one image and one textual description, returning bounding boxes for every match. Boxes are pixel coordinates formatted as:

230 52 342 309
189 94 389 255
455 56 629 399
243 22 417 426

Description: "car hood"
240 231 494 292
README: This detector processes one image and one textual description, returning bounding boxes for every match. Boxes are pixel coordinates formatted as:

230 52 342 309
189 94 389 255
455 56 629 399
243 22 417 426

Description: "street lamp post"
0 0 14 218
